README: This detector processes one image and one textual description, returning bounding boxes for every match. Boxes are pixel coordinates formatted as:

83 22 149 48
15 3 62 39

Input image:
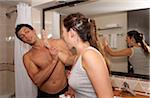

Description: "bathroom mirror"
42 0 150 79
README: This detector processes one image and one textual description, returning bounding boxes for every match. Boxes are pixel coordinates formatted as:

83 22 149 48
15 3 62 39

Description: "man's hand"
48 47 58 60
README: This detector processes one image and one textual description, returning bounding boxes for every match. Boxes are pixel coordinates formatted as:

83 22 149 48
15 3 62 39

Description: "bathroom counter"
114 90 149 98
122 95 149 98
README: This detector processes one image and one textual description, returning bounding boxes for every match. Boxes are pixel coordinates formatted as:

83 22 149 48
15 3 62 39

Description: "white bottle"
59 94 71 98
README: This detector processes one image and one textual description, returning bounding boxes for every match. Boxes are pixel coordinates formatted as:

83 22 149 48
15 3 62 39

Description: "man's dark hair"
15 24 33 41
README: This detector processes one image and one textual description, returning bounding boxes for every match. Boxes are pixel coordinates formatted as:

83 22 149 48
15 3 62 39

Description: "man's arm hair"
23 54 58 87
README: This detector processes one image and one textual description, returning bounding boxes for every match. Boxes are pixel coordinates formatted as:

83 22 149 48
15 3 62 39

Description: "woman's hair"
90 19 110 72
127 30 149 54
63 13 110 71
63 12 97 48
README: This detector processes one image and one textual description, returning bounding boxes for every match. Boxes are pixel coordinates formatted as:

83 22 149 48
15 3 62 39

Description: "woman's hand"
65 86 75 98
102 37 109 48
41 30 51 49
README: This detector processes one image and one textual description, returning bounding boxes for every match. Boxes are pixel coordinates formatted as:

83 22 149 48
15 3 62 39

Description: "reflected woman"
103 30 150 75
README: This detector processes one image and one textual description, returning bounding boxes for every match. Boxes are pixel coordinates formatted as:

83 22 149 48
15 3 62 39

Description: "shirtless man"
15 24 72 98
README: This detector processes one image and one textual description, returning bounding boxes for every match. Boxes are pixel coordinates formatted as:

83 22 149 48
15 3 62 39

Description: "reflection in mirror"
43 1 150 79
127 9 149 75
93 11 128 73
44 10 53 38
92 9 150 79
44 10 61 39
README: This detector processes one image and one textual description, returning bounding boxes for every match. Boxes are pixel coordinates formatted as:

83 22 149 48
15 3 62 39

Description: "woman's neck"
75 41 90 55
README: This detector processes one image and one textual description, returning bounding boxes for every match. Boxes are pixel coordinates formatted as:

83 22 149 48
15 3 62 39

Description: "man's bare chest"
31 49 52 68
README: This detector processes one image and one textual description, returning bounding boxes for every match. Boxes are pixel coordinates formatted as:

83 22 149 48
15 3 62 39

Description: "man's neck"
32 39 45 49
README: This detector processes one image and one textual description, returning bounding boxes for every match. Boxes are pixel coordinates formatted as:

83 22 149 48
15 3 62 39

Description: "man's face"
18 26 36 45
126 36 133 47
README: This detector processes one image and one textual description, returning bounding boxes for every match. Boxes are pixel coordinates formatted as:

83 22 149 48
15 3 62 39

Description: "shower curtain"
14 3 37 98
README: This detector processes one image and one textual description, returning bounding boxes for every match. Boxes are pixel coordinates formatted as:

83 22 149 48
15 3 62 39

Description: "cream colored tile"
134 82 144 92
111 76 126 89
6 71 15 94
125 79 138 90
140 81 150 94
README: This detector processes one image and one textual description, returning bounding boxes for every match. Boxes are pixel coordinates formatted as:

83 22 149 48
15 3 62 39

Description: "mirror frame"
42 7 150 80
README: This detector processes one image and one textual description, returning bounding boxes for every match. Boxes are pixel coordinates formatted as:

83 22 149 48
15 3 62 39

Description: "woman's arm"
102 38 132 57
46 38 76 66
82 49 114 98
58 51 76 66
105 45 132 57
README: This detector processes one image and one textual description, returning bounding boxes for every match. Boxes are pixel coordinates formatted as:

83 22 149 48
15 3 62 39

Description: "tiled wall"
0 4 16 65
111 75 150 96
0 65 15 95
0 4 15 96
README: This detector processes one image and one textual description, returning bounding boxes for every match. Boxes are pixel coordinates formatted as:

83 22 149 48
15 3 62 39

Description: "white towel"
110 33 117 49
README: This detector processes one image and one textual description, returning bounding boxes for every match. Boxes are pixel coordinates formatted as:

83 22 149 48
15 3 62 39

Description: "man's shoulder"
48 38 64 44
23 50 32 60
22 50 33 67
48 38 62 41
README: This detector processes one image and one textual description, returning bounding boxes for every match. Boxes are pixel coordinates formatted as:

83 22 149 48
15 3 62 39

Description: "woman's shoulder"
82 47 103 60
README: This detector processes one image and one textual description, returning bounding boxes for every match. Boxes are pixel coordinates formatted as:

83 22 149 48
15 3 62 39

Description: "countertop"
114 90 149 98
122 95 149 98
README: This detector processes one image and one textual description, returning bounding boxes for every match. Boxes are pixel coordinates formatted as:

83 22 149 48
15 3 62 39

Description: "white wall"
32 7 42 35
43 10 61 38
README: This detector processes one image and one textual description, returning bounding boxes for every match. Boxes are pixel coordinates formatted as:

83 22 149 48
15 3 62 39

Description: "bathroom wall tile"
0 72 3 94
0 43 7 63
125 78 138 90
134 82 144 92
6 71 15 94
0 5 15 97
0 45 3 63
0 16 7 25
111 76 125 89
7 46 13 64
111 75 150 96
0 24 7 36
140 81 150 94
0 71 8 95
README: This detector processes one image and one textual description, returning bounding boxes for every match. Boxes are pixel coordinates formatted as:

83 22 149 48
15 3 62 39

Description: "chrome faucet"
121 82 136 96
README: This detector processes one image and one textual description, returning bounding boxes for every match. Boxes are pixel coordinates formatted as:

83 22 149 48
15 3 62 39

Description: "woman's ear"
131 37 136 43
69 28 76 38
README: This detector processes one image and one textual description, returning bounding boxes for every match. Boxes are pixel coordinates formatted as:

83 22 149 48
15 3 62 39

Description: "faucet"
121 82 136 96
